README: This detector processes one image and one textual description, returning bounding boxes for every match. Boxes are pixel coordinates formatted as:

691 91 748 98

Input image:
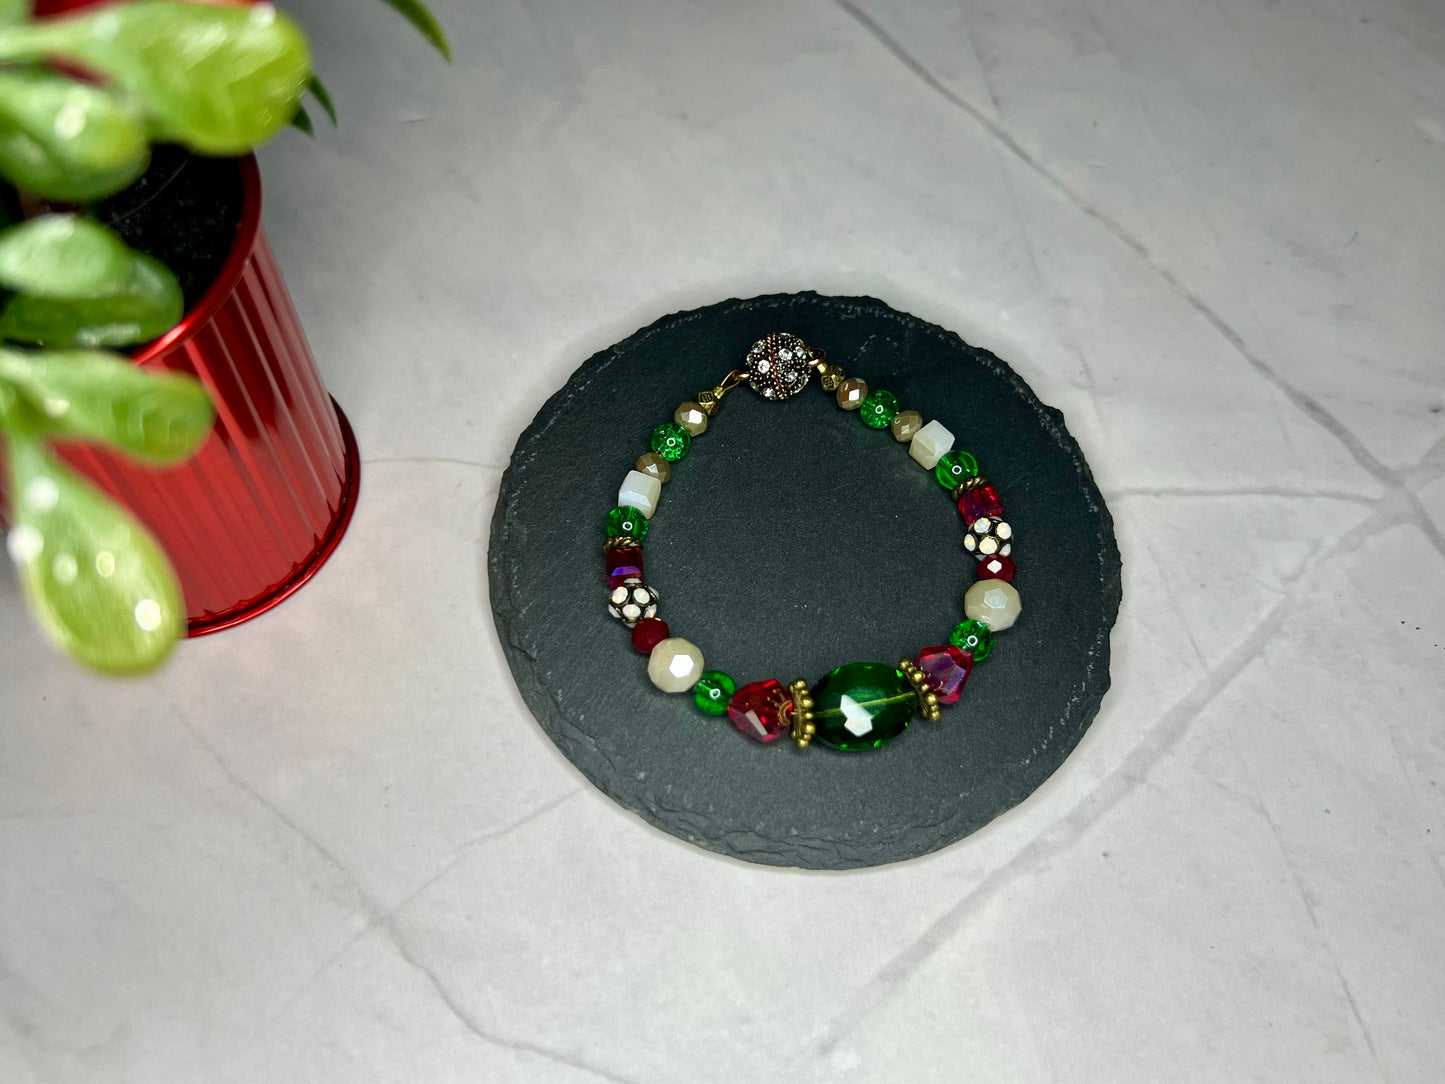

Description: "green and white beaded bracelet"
603 333 1021 752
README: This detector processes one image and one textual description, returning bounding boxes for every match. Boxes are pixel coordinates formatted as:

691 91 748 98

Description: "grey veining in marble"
1 0 1442 1080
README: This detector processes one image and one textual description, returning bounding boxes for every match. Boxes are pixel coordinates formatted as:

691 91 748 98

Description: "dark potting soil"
95 145 245 313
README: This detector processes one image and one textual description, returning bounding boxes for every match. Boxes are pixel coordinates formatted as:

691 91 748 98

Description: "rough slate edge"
488 293 1122 869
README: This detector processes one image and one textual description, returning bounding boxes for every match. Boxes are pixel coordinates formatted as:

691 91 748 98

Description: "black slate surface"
488 293 1121 869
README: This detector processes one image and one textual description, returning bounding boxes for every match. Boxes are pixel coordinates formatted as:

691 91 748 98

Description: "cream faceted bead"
674 401 709 435
890 409 923 442
964 578 1021 632
648 637 705 693
617 469 661 518
909 419 954 469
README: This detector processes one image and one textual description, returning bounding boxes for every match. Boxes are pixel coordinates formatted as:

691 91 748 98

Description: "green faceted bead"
693 670 735 715
858 388 898 429
948 618 993 661
650 422 691 462
935 450 980 489
605 505 649 540
810 662 914 751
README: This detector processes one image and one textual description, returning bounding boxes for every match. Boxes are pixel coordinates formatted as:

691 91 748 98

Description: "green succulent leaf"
307 74 337 127
3 427 185 672
0 346 213 463
378 0 451 61
0 69 149 202
0 214 132 298
0 1 313 155
0 0 24 27
0 231 183 347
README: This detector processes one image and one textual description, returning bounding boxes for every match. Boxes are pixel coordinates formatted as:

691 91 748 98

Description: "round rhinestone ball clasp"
744 332 815 400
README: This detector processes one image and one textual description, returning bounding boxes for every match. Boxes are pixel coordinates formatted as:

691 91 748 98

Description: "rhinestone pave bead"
914 645 973 705
963 516 1013 558
608 582 659 626
745 333 813 400
728 679 791 742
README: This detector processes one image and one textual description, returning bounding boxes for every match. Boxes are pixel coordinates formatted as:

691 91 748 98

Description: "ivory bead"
909 419 954 469
617 470 661 518
647 637 705 693
963 579 1021 632
890 409 923 442
836 377 868 410
635 452 671 483
674 401 709 435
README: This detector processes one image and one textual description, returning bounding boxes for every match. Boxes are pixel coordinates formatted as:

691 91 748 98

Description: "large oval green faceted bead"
810 662 915 751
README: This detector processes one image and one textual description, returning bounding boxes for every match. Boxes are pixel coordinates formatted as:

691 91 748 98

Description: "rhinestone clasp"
744 332 817 400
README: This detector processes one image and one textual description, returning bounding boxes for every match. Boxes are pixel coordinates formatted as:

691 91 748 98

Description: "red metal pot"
37 156 360 635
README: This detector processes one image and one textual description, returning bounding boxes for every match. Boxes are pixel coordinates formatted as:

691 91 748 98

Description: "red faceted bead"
728 679 790 743
913 645 973 705
605 545 644 588
976 554 1016 582
631 617 670 654
958 483 1004 527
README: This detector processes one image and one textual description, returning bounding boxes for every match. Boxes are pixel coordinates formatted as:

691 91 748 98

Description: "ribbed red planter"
45 156 360 635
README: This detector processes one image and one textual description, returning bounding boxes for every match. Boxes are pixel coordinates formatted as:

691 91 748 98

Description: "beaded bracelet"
603 333 1021 752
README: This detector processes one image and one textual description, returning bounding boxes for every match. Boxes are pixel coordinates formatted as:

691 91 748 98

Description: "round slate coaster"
489 293 1121 869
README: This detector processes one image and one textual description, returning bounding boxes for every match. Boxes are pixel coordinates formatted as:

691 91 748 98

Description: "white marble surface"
3 0 1444 1080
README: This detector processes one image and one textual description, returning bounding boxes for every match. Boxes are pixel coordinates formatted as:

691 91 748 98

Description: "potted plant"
0 0 446 672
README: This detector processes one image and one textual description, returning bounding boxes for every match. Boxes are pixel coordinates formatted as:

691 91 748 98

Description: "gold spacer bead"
819 364 846 392
695 389 720 417
603 534 641 551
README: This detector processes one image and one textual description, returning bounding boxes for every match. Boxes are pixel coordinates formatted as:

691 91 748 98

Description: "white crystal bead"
909 420 954 469
647 637 705 693
618 469 661 518
964 579 1021 632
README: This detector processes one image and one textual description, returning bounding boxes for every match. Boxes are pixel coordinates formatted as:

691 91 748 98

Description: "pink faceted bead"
958 483 1004 527
913 645 973 705
728 679 790 743
605 545 643 588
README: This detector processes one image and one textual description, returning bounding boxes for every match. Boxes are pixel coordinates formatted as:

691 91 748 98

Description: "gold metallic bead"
836 376 868 410
695 389 720 416
819 364 846 392
899 660 943 721
788 677 816 748
674 401 709 436
604 534 642 551
635 451 671 483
